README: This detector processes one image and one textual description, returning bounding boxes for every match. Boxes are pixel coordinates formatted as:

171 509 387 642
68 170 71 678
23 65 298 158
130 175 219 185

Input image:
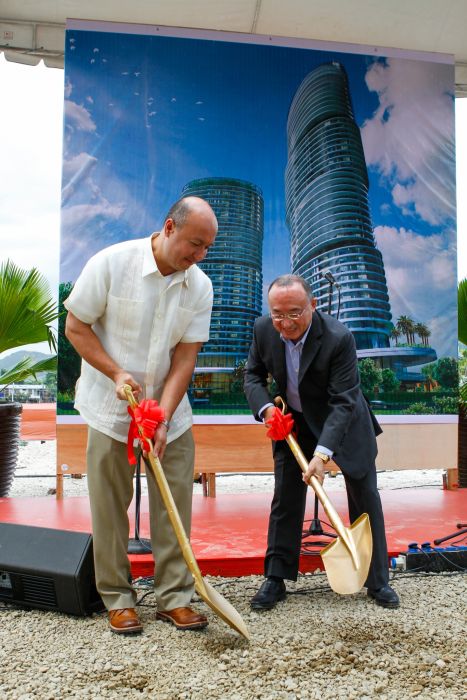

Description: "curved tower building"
181 177 264 367
285 62 392 349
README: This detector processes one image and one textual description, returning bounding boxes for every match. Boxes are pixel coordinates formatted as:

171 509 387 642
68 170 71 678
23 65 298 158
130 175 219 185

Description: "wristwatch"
160 419 170 430
313 450 330 464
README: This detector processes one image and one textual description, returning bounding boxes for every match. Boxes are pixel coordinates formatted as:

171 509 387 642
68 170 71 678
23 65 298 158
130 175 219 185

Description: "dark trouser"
265 412 389 590
343 468 389 590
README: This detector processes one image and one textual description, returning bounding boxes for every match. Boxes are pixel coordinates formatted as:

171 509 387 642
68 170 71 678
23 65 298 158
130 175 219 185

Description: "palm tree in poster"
421 363 437 392
390 327 401 346
414 322 431 347
397 315 415 345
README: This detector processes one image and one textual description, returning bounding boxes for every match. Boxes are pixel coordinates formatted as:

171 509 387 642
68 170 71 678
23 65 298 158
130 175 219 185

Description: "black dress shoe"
367 584 400 609
251 578 286 610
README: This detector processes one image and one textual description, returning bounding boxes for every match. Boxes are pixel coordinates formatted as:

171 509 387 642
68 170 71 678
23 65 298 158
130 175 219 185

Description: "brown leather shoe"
156 606 208 630
108 608 143 634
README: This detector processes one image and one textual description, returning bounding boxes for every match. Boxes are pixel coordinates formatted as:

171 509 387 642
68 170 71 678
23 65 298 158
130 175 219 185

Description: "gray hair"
268 274 313 299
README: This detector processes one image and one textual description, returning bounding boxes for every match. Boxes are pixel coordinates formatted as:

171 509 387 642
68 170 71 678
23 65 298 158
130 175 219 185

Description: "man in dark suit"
244 274 399 610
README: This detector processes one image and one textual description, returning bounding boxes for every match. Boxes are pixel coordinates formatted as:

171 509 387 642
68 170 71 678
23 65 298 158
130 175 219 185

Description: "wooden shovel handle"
273 397 358 564
123 385 208 598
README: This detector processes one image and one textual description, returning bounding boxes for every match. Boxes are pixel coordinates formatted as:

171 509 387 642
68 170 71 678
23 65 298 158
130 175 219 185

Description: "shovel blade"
321 513 373 594
196 579 250 640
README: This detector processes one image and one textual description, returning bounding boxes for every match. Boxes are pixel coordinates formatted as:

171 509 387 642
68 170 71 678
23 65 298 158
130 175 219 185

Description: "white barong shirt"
64 234 213 443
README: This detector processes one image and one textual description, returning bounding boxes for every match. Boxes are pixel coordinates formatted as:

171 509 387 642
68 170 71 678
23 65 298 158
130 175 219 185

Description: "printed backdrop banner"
58 21 458 430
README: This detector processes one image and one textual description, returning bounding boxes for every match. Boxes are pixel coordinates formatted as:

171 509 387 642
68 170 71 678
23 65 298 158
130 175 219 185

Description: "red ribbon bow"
127 399 166 465
265 407 295 441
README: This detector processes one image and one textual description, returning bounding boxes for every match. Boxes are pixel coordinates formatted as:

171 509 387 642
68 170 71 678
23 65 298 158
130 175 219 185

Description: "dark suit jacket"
244 310 382 479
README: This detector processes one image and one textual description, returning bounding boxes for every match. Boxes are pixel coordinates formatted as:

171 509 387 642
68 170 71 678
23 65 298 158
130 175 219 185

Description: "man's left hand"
151 422 168 461
303 455 326 486
141 422 168 462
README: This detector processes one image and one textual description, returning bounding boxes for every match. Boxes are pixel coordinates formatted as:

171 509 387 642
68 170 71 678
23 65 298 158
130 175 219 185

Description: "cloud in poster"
64 98 96 133
62 152 98 204
375 225 457 357
61 149 127 278
62 82 124 231
61 201 125 231
60 193 127 283
361 58 455 226
61 151 113 214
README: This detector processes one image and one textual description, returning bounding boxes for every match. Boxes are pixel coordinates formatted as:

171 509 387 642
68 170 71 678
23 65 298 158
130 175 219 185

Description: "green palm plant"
0 259 58 388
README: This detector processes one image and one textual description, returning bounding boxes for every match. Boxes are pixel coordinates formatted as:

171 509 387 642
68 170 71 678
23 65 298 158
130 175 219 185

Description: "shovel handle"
285 432 359 568
272 397 359 567
123 385 208 599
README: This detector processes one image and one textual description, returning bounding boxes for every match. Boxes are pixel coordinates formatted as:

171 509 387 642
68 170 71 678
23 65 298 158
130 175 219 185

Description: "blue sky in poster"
61 28 457 358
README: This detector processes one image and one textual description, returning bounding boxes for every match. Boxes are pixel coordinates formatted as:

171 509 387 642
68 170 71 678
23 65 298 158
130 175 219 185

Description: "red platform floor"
0 489 465 578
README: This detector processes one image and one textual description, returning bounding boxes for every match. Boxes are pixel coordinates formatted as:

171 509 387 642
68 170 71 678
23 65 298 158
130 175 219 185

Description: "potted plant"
0 259 58 496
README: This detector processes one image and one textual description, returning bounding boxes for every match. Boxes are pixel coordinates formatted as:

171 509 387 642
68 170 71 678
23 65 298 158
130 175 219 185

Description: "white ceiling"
1 0 467 93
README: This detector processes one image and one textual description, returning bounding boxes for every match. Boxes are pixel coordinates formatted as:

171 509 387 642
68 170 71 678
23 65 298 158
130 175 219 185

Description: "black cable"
442 534 467 546
396 544 467 574
388 484 446 490
391 568 466 580
287 585 333 596
301 514 337 554
136 590 157 608
432 549 467 572
297 571 327 579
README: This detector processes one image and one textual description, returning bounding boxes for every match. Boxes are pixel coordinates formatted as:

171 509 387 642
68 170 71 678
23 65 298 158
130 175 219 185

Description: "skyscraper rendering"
181 177 264 368
285 62 392 350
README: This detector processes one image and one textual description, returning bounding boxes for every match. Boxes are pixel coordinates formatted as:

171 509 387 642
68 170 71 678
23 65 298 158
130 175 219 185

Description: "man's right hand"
303 455 326 486
114 372 142 401
263 406 276 423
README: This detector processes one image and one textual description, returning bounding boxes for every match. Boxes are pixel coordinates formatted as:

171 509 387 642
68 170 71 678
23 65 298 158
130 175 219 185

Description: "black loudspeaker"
0 523 105 616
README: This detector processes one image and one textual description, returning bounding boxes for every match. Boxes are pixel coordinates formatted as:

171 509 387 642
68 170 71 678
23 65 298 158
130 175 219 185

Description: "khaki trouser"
86 426 195 611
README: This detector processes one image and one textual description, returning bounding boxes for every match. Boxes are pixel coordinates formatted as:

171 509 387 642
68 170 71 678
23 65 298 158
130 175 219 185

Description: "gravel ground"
0 573 465 700
1 441 466 699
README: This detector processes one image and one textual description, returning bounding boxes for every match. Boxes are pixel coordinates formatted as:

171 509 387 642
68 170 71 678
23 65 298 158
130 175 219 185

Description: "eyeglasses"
270 308 308 322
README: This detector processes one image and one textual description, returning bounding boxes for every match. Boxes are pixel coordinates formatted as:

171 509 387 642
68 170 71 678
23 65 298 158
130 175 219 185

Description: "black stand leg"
302 493 337 551
308 493 337 538
128 452 152 555
433 524 467 545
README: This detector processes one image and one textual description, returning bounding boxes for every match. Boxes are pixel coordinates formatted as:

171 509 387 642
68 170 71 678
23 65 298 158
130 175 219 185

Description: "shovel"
124 385 249 639
272 397 372 595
